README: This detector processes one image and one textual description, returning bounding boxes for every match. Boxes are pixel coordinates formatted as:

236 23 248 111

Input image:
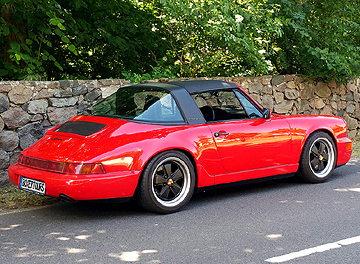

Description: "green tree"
1 0 360 82
56 0 168 79
268 0 360 82
0 0 69 79
0 0 167 80
157 0 282 77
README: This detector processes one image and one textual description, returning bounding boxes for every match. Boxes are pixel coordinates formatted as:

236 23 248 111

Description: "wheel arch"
170 148 198 187
297 129 338 183
298 128 338 163
135 148 199 192
135 148 198 213
302 128 337 148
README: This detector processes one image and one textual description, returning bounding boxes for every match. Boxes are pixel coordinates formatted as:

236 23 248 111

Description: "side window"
134 93 184 123
234 90 263 119
89 87 184 123
192 90 248 122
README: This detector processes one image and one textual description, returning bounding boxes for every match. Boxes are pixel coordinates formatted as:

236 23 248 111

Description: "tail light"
18 155 106 175
63 163 105 174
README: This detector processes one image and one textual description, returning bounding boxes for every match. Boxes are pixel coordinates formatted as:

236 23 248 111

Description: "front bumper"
8 163 141 200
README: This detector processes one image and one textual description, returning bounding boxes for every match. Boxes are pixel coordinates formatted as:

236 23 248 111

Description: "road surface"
1 159 360 263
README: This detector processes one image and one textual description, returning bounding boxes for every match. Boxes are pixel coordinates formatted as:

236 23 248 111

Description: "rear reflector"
18 155 105 174
346 142 353 151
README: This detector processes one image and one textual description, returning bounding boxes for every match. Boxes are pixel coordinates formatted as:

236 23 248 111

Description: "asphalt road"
1 159 360 264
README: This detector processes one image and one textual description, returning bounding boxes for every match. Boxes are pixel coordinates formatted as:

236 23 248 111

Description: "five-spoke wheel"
138 151 195 213
298 132 336 183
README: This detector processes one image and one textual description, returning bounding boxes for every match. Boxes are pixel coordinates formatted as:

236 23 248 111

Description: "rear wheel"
298 132 336 183
138 151 195 214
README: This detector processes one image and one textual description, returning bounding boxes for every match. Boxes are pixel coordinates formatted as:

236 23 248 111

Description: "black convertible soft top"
124 80 240 125
168 80 238 94
131 80 238 94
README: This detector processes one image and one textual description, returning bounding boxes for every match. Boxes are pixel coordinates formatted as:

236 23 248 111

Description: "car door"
192 89 292 179
207 116 291 173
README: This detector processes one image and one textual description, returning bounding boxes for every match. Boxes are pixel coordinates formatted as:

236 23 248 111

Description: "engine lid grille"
54 121 106 136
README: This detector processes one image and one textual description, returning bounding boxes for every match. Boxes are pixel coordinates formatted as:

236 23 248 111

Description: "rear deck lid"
21 116 127 162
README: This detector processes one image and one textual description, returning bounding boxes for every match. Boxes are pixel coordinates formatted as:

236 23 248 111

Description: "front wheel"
138 151 195 214
298 132 337 183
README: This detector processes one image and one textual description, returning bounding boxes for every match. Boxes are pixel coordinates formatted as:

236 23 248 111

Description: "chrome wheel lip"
308 137 335 178
151 157 191 207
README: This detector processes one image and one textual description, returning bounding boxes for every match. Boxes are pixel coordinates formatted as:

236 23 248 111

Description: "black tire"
298 132 337 183
138 151 195 214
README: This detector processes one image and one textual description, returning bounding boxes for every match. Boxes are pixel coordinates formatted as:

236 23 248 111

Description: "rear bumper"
336 137 353 166
8 163 141 200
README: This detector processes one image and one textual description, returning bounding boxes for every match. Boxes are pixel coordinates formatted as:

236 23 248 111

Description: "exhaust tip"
59 194 75 202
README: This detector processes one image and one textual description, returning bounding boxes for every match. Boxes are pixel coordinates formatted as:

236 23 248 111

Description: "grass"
0 185 60 213
352 141 360 158
1 141 359 213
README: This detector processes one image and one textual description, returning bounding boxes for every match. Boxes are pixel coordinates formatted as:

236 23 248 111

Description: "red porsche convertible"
8 80 352 213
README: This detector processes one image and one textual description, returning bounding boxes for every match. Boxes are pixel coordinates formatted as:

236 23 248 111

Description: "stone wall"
226 75 359 139
0 75 359 188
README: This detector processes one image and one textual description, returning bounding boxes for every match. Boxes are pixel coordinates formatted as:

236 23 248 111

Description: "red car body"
8 80 352 213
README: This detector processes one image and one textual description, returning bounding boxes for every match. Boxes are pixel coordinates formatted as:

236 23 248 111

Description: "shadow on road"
22 158 360 219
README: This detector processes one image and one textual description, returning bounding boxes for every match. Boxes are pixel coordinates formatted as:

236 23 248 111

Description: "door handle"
214 132 229 137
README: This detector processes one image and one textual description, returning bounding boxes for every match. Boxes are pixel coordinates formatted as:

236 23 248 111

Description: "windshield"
84 86 184 123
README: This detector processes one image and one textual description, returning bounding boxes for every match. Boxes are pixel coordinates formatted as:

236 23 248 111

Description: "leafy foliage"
267 0 360 82
122 66 177 83
0 0 359 82
0 0 69 79
157 0 280 77
56 0 168 79
0 0 167 80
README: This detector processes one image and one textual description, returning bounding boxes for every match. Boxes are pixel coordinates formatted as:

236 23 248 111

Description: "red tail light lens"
18 155 105 175
63 163 106 174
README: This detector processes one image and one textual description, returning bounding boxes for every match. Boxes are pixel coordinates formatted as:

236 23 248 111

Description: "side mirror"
263 108 271 119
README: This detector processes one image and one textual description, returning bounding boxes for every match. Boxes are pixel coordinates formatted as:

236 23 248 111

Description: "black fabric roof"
131 80 238 94
168 80 238 94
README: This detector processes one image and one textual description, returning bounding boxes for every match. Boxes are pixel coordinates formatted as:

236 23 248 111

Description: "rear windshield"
84 87 185 123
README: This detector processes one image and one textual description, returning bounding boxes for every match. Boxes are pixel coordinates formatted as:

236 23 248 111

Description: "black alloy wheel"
138 151 195 214
298 131 336 183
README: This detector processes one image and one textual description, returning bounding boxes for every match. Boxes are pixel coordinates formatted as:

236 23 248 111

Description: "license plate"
20 177 46 196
